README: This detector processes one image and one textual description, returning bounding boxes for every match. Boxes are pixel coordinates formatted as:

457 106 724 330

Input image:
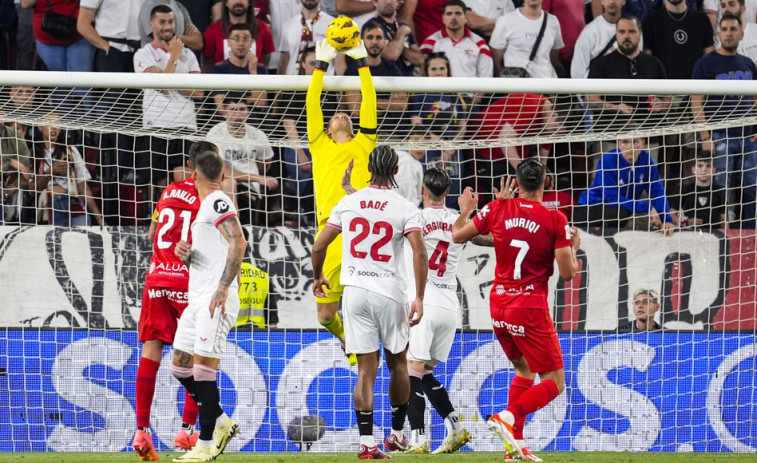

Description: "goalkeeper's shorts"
316 235 344 304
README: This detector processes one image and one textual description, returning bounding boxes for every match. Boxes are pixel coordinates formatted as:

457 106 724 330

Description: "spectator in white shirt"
138 0 203 51
464 0 514 40
133 5 204 187
571 0 625 78
490 0 564 78
419 0 493 78
277 0 345 75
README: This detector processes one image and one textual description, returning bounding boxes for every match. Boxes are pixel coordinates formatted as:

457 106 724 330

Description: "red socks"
508 376 535 439
136 357 160 428
182 389 199 426
507 379 560 426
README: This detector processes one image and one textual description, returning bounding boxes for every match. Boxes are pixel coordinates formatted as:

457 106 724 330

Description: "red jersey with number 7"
472 197 571 310
145 179 200 289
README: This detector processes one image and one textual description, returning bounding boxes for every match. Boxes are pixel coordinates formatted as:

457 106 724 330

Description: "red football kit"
473 197 571 372
140 179 200 343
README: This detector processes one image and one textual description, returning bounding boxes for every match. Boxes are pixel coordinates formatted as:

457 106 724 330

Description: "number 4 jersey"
405 206 464 310
473 197 571 310
145 179 200 289
327 186 423 303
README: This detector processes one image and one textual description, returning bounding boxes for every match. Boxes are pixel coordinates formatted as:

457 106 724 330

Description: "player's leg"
378 295 413 453
133 339 163 461
316 237 357 365
491 308 565 461
170 349 199 451
176 296 241 462
342 287 390 459
170 302 201 455
420 306 469 454
406 360 430 453
383 346 411 452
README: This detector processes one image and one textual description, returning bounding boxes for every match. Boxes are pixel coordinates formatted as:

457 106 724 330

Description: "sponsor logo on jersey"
214 199 231 214
476 204 490 221
491 319 526 336
148 262 156 274
162 187 197 204
504 217 541 234
155 262 189 273
147 288 189 301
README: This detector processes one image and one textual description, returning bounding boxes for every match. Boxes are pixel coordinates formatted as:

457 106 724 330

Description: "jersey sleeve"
472 199 499 235
404 207 423 235
307 69 326 146
552 210 571 250
210 195 238 227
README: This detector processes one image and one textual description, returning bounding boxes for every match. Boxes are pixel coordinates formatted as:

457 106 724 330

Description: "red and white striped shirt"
420 27 493 78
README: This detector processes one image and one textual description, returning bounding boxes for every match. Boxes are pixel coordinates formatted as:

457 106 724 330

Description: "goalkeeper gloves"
343 39 368 60
315 39 338 70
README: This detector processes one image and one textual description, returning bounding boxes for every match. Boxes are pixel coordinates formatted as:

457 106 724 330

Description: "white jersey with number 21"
327 186 423 303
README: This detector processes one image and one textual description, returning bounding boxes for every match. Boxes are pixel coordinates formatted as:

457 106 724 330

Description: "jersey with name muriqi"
327 186 422 303
473 197 571 310
189 190 239 302
146 179 199 289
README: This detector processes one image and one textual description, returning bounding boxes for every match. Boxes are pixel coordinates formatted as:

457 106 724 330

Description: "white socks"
196 439 212 449
391 429 404 440
215 412 229 428
498 410 516 426
411 429 427 445
444 411 463 434
360 435 376 447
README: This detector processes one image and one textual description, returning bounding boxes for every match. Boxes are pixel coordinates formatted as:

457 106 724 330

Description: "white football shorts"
408 284 459 366
173 293 240 359
342 286 410 355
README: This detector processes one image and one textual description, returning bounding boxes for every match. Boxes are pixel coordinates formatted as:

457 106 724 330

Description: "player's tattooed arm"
471 233 495 247
342 159 357 195
210 216 246 316
218 216 246 288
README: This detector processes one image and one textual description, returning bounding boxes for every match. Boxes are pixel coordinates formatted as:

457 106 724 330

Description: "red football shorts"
490 305 564 373
139 285 189 344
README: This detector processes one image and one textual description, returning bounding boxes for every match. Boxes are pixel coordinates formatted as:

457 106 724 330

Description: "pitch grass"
1 453 754 463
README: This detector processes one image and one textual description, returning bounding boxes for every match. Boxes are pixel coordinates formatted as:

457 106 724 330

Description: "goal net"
0 72 754 454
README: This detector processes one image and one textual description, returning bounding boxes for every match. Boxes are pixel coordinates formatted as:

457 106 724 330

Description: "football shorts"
173 293 240 359
407 301 458 366
139 285 188 344
490 306 564 373
316 234 344 304
342 286 409 355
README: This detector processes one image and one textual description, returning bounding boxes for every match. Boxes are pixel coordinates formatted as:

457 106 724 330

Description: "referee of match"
307 37 377 366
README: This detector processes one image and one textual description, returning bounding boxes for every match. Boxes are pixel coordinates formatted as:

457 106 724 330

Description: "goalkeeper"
308 38 377 366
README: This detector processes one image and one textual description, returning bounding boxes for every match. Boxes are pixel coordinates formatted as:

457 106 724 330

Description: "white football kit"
408 206 464 365
174 190 240 359
327 186 423 354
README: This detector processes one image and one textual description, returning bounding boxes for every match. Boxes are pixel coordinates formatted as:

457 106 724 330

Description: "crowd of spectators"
0 0 754 233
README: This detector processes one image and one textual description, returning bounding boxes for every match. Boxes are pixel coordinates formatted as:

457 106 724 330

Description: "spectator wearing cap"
618 289 662 332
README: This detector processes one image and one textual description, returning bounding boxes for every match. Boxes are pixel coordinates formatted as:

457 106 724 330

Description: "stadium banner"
0 226 754 330
0 330 754 453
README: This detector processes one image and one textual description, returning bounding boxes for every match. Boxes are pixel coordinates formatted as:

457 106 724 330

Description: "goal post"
0 71 755 453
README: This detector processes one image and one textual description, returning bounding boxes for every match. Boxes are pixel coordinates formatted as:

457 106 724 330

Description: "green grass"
1 453 754 463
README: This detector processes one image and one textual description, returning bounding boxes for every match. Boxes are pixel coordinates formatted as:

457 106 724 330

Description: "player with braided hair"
452 159 581 461
307 37 377 366
312 145 427 459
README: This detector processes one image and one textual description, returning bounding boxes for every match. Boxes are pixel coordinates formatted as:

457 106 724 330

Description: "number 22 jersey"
473 197 571 310
327 186 422 303
145 179 200 289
